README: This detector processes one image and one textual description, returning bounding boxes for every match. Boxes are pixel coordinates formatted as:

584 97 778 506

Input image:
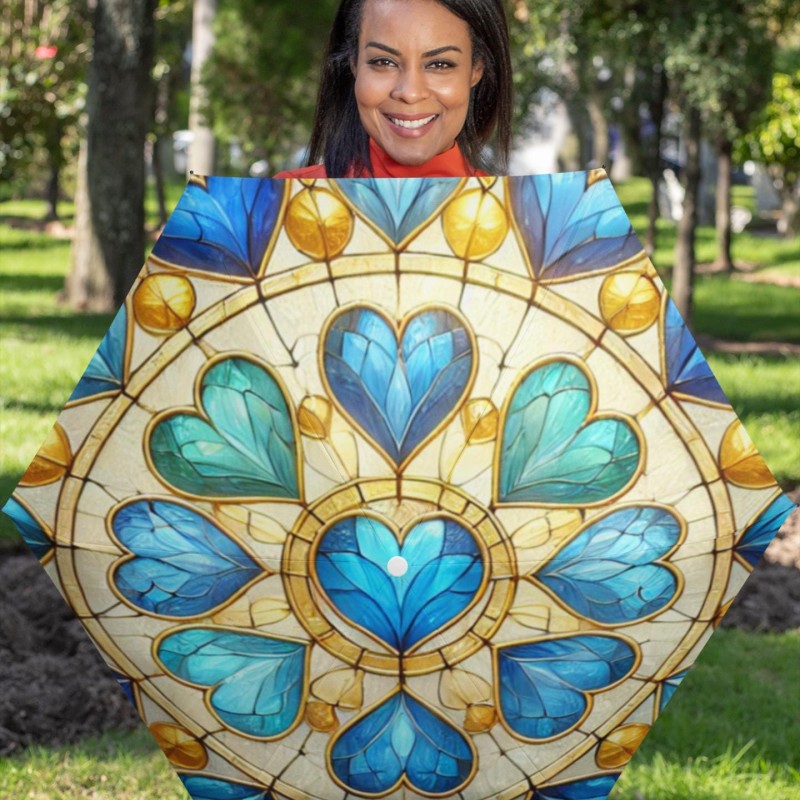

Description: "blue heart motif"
157 628 307 739
333 178 460 246
496 634 636 740
534 505 682 625
111 499 262 617
315 514 484 651
149 356 300 499
329 689 474 795
323 306 474 467
498 359 641 505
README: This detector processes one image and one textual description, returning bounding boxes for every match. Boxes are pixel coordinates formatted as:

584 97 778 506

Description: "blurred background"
1 1 799 798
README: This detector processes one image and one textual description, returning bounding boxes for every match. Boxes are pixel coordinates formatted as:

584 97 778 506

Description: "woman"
274 0 513 179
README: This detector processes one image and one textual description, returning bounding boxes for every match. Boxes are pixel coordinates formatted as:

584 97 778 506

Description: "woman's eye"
368 58 396 68
428 60 455 70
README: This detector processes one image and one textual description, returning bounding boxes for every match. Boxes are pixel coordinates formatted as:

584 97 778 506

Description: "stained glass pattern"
3 170 795 800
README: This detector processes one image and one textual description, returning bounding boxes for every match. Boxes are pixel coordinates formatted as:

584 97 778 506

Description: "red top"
274 138 488 179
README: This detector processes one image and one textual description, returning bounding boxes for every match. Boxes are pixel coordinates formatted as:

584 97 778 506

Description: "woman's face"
350 0 484 166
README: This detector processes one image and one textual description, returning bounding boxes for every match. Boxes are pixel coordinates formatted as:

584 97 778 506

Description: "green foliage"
202 0 340 171
740 70 800 187
0 0 91 198
663 0 774 141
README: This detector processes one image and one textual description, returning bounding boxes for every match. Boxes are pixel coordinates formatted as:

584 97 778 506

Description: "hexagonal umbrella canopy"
3 171 795 800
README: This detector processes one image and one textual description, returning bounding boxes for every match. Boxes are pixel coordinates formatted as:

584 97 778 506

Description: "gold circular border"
283 476 516 676
52 178 740 796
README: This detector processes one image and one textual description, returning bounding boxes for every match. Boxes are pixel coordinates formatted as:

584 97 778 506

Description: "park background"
1 1 799 798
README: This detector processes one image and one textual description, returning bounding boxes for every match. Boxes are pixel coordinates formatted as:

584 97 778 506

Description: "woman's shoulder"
272 163 327 179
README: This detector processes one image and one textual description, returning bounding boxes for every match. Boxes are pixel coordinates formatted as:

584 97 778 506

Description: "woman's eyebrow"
365 41 463 57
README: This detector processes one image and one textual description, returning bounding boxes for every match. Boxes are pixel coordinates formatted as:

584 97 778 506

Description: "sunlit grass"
611 629 800 799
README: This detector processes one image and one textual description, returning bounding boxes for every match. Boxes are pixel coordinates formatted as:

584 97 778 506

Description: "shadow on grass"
0 272 65 295
2 312 115 341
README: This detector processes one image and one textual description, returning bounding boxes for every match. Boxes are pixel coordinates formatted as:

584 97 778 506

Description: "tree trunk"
66 138 113 309
645 68 668 259
152 135 168 227
586 91 609 168
187 0 216 176
714 138 734 272
64 0 156 311
672 106 702 327
779 183 800 238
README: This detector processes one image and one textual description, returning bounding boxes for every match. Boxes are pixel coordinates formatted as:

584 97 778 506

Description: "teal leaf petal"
180 775 273 800
158 628 307 739
735 493 796 568
499 360 640 504
533 775 620 800
509 172 641 281
149 357 299 499
323 306 473 466
1 495 53 561
333 178 459 245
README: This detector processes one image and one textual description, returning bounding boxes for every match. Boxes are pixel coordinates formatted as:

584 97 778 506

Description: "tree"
65 0 157 311
187 0 216 175
0 0 90 213
202 0 339 172
740 70 800 237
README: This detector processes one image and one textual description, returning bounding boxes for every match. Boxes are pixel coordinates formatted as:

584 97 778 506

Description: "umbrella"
3 170 795 800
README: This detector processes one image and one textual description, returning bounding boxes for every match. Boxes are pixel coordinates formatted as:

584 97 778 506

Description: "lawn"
0 178 798 798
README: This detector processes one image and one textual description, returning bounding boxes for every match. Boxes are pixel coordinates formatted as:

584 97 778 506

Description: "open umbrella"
3 170 795 800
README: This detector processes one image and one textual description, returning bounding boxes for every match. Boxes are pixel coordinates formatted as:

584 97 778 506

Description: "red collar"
354 138 487 178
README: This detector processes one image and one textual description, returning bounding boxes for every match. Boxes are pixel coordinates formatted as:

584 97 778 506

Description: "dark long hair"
306 0 513 176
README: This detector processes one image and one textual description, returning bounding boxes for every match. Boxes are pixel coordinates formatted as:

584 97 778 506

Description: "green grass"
611 629 800 799
0 728 187 800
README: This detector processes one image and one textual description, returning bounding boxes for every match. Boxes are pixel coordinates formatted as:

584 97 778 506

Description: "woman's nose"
390 67 430 103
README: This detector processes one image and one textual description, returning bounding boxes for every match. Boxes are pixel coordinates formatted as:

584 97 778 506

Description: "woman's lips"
383 113 439 137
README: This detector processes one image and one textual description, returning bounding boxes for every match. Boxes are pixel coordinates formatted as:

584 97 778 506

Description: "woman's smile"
351 0 484 165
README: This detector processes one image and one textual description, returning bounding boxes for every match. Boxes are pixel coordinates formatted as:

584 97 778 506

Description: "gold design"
311 668 364 709
512 510 583 551
461 398 499 443
213 504 287 544
719 419 775 488
440 669 492 709
133 274 196 334
464 705 497 733
149 722 208 769
443 188 508 260
596 722 650 768
305 701 339 732
20 423 71 486
298 396 332 439
599 270 661 334
285 187 353 260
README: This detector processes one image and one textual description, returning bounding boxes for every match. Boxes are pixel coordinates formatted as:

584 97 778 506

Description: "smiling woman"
274 0 513 178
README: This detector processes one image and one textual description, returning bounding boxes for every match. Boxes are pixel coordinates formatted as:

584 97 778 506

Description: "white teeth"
388 115 436 129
